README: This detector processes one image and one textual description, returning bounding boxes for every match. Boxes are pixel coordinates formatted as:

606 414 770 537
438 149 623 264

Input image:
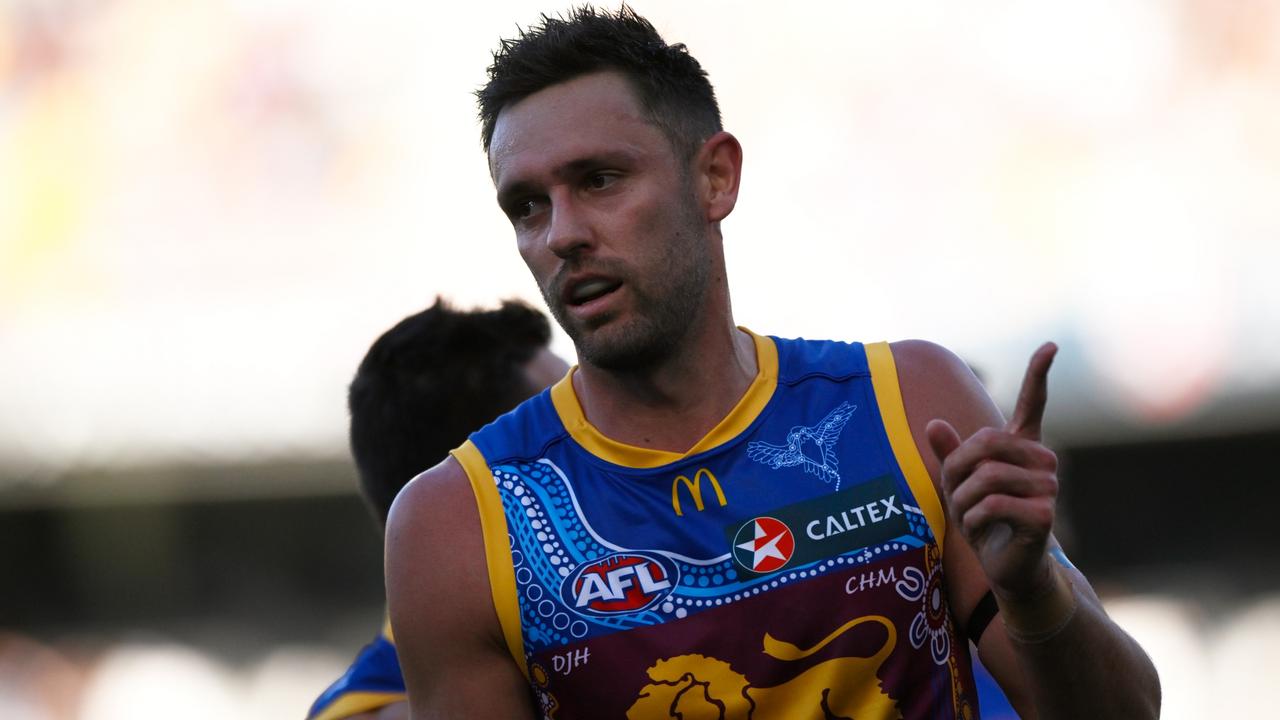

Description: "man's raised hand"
925 342 1061 602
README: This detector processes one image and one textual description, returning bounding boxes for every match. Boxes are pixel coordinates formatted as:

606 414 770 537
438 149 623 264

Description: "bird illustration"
747 402 857 489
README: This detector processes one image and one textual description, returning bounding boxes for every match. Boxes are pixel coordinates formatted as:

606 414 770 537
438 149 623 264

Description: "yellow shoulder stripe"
865 342 947 553
451 441 529 679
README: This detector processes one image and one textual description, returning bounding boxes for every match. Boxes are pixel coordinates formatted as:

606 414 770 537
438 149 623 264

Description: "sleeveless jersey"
453 333 980 719
307 619 406 720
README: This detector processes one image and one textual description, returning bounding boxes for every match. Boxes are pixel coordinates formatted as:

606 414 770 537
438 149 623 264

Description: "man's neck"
571 323 758 454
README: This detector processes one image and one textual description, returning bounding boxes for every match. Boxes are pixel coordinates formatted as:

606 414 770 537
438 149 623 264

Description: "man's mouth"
566 278 622 306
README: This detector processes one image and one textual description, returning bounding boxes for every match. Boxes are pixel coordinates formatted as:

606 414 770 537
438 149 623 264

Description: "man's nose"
546 194 593 259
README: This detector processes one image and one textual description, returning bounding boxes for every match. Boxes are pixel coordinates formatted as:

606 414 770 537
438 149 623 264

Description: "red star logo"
733 516 795 573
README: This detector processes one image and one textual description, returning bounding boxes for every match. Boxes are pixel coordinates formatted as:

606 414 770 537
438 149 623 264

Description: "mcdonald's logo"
671 468 728 517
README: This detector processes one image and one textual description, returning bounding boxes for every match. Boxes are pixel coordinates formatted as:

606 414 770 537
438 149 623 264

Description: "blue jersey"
307 619 406 720
450 332 981 719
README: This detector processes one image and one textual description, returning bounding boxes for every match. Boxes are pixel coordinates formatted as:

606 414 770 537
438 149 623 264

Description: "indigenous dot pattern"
494 460 939 659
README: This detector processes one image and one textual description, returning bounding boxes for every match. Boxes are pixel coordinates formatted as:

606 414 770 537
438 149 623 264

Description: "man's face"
488 71 710 370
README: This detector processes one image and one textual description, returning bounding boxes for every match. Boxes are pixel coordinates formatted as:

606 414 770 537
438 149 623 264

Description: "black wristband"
966 590 1000 643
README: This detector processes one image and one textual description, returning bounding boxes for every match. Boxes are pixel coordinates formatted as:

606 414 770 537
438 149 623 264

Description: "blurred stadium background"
2 0 1279 717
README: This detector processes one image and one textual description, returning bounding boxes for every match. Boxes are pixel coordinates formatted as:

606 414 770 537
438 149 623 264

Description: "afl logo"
732 516 796 573
561 551 679 617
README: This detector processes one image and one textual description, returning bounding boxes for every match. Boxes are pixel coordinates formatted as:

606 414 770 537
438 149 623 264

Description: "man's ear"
695 131 742 223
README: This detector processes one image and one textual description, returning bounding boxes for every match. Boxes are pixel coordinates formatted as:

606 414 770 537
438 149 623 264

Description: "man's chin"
556 303 620 338
575 322 680 372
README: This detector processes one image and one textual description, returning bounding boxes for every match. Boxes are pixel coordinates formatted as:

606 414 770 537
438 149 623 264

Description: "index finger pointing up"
1006 342 1058 441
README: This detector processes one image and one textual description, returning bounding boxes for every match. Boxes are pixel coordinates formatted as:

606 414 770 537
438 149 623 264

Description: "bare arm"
385 458 535 720
894 340 1160 720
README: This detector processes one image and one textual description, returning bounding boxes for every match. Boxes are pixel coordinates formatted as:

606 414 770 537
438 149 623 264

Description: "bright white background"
3 0 1279 475
2 1 1278 718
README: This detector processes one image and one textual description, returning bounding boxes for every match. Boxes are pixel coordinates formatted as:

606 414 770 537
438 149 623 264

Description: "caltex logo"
732 516 795 573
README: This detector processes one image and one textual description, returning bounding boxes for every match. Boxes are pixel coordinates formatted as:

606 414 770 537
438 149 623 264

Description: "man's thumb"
926 419 962 464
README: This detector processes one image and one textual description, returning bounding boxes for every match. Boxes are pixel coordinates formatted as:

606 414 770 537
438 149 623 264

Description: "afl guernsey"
306 619 406 720
452 332 979 719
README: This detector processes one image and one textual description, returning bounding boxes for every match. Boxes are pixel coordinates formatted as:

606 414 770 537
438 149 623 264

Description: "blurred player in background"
307 298 567 720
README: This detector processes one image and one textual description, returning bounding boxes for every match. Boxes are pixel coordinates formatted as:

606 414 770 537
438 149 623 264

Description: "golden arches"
671 468 728 516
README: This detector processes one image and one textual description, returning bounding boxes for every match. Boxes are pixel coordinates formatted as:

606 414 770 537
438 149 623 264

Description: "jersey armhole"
451 441 530 679
865 341 948 554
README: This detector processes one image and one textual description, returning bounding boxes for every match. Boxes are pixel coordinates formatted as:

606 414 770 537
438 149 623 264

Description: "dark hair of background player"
348 298 552 528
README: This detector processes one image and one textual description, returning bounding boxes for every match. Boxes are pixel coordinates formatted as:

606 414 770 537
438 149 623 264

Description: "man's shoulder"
387 457 474 536
887 339 998 430
888 339 971 380
385 457 494 624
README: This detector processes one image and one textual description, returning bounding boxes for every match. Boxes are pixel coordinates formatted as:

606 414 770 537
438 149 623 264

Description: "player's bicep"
385 459 534 720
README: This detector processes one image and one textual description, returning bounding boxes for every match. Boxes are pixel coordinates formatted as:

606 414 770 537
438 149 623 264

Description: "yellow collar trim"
549 329 778 469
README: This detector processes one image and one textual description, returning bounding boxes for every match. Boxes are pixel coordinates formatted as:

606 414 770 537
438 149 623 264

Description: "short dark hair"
477 5 722 161
348 298 553 528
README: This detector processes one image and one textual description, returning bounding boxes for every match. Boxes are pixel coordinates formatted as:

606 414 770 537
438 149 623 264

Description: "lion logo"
626 615 900 719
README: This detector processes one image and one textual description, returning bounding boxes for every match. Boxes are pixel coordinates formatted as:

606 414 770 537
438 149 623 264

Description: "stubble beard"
542 198 711 372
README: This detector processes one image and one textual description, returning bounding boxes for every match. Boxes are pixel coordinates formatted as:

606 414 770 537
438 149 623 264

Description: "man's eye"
513 199 546 220
586 173 616 190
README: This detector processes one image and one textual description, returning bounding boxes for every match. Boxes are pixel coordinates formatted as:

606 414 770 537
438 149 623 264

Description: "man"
307 299 568 720
386 7 1161 719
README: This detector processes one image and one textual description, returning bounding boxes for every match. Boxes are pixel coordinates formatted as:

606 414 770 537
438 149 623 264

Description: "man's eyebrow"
554 152 635 178
496 151 640 205
495 179 538 209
